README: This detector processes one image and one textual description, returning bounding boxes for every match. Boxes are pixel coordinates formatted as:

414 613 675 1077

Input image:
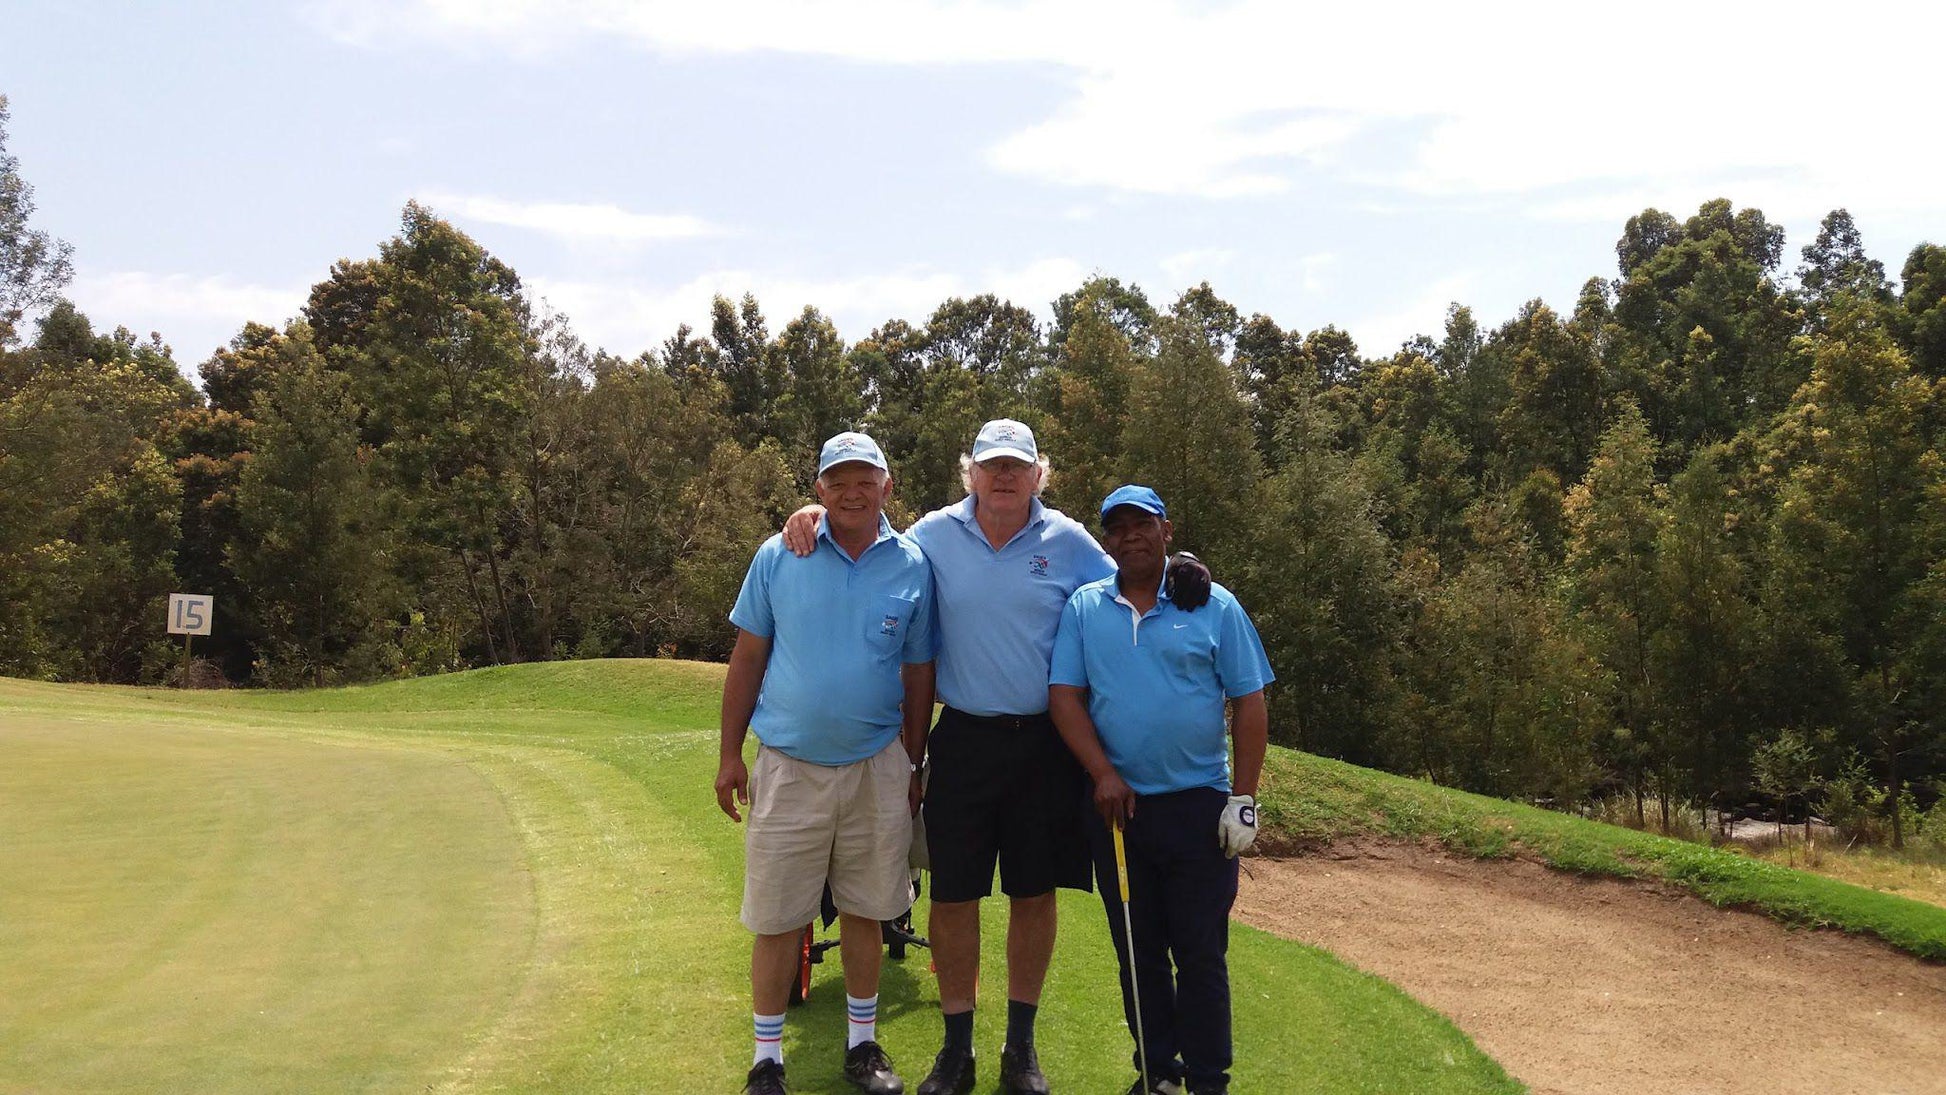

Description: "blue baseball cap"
971 418 1038 464
1100 484 1166 522
817 431 889 477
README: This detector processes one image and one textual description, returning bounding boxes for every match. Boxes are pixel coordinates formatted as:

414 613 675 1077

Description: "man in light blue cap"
781 420 1211 1095
1048 485 1271 1095
718 430 937 1095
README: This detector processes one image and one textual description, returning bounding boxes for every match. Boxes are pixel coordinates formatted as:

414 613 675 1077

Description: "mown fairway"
0 662 1520 1093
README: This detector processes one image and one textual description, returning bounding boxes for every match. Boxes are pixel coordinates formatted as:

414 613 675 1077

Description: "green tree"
1797 209 1891 313
0 307 189 679
1766 302 1945 846
1491 300 1605 484
231 335 391 685
1651 447 1755 814
0 96 73 348
1896 243 1946 379
1400 501 1605 802
1120 309 1261 562
1038 281 1137 519
303 202 536 665
770 305 862 466
1611 200 1804 457
1242 376 1398 764
1049 274 1157 355
920 294 1044 402
707 293 774 440
1565 402 1666 825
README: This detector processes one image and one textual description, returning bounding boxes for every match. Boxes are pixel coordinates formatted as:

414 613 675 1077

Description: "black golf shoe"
1122 1077 1182 1095
915 1046 976 1095
998 1042 1050 1095
744 1058 788 1095
843 1041 904 1095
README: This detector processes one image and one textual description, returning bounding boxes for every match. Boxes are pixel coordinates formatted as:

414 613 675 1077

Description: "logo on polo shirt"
880 613 901 636
1029 554 1049 577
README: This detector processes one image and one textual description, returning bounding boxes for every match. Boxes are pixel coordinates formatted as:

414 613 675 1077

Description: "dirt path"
1234 842 1946 1095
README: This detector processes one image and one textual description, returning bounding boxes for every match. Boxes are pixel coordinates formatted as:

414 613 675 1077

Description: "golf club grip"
1112 823 1130 902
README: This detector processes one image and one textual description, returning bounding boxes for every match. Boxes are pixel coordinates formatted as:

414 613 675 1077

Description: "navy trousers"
1088 787 1238 1090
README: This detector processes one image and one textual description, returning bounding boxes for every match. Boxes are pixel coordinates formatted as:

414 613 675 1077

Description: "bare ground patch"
1235 841 1946 1095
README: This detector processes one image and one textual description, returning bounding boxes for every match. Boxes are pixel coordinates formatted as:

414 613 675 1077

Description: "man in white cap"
783 420 1210 1095
719 431 938 1095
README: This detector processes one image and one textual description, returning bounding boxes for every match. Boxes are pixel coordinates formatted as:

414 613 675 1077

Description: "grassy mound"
1256 749 1946 962
0 663 1519 1094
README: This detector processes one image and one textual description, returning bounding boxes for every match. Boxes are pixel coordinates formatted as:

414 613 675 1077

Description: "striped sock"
846 994 878 1048
753 1012 785 1065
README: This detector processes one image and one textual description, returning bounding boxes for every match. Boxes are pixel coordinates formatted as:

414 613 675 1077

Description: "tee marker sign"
168 594 214 636
168 594 213 687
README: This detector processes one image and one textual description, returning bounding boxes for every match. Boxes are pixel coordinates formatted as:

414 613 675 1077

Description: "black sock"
943 1008 974 1055
1005 999 1037 1049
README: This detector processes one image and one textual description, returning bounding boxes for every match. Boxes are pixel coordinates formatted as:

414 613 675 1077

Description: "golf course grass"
0 661 1521 1093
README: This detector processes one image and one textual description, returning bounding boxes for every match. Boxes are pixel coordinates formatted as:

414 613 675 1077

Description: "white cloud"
312 0 1946 211
531 257 1085 357
419 191 719 245
67 269 304 343
1296 253 1337 294
1342 272 1477 357
1159 248 1237 283
58 270 308 369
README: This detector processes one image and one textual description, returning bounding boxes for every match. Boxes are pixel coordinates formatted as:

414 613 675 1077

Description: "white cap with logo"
971 418 1038 464
817 431 889 477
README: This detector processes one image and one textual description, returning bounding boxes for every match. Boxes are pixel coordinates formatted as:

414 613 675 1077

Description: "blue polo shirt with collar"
730 514 937 766
1049 575 1274 795
907 495 1116 717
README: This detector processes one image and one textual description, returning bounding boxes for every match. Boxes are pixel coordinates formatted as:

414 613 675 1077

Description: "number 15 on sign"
169 594 213 636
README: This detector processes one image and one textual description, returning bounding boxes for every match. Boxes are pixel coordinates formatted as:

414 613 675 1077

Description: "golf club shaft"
1113 822 1150 1085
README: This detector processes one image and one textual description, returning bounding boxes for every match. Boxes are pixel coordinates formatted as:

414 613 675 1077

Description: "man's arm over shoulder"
1046 507 1115 585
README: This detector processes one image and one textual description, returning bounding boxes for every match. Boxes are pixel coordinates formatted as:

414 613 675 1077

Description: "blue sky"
4 0 1941 376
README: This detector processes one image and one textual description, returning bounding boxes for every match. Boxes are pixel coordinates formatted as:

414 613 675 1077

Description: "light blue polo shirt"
908 496 1116 717
1049 576 1274 795
730 515 937 765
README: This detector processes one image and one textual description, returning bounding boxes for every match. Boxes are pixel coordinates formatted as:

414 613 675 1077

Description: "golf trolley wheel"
787 924 814 1006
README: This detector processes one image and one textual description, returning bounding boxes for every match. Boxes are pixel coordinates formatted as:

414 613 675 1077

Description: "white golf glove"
1218 794 1257 857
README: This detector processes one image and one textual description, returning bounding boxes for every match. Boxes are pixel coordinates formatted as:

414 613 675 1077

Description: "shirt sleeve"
1060 515 1117 587
1213 592 1274 698
902 559 938 664
1049 594 1089 688
728 538 778 638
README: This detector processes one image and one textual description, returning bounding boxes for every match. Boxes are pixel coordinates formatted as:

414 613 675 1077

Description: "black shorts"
922 706 1094 902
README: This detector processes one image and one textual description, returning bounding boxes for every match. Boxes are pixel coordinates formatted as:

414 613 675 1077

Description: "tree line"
4 97 1944 844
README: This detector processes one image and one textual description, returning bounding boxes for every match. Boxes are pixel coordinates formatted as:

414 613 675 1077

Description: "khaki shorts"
740 738 914 936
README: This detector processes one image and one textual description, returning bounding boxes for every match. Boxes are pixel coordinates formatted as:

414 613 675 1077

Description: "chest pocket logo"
872 594 915 650
1029 554 1050 577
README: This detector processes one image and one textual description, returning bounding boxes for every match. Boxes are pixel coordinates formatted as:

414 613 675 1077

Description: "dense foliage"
3 98 1942 842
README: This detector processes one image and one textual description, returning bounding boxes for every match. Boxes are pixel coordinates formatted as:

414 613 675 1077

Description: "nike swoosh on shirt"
1173 623 1189 629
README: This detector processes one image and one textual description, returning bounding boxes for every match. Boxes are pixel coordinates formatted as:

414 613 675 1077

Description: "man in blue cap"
779 420 1211 1095
1048 485 1272 1095
717 431 937 1095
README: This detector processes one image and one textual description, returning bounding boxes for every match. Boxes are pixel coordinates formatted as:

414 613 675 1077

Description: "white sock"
753 1012 785 1065
846 993 878 1048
